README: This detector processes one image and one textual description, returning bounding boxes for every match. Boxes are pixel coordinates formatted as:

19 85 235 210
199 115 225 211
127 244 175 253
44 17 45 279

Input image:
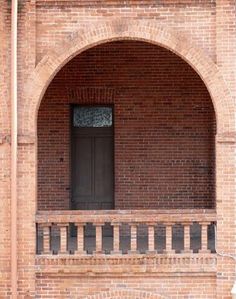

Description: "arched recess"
81 289 166 299
21 19 234 137
18 19 236 298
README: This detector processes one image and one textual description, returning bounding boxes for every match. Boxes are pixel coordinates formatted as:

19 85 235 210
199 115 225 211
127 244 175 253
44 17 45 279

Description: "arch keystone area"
22 18 235 135
82 289 167 299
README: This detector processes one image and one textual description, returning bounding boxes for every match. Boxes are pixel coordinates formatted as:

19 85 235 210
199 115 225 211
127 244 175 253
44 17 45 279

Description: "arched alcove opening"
37 40 216 211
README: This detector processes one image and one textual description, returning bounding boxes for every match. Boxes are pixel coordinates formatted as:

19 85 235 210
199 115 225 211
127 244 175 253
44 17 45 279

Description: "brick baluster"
128 224 138 254
95 223 104 254
147 224 156 254
42 224 51 254
75 223 86 255
58 223 69 255
182 222 193 253
165 223 174 254
111 223 122 254
199 222 210 253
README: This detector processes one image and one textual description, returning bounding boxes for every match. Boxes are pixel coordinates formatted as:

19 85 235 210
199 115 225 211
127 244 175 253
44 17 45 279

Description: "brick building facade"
0 1 236 298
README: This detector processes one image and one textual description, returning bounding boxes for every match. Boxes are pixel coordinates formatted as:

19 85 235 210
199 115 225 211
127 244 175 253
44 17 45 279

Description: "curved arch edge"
82 288 167 299
22 18 235 135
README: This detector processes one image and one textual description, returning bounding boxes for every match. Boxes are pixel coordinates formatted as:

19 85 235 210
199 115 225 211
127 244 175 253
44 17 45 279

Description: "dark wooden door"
71 127 114 210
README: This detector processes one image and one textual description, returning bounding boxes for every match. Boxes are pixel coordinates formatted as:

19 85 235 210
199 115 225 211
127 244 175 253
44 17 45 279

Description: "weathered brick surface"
0 1 11 298
0 0 235 298
35 275 217 299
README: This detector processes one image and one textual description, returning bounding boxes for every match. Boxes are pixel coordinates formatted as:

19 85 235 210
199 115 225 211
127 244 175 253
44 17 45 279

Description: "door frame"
70 104 115 210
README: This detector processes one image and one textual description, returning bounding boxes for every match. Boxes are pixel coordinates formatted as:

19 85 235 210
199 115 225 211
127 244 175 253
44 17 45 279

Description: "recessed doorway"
71 105 114 210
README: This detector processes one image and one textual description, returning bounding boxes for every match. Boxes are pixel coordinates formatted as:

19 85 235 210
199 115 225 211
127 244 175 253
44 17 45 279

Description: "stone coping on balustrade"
35 254 217 276
36 209 216 224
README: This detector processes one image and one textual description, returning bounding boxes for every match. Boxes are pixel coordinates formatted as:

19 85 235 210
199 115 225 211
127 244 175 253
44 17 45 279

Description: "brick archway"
18 18 236 298
82 289 166 299
21 19 234 136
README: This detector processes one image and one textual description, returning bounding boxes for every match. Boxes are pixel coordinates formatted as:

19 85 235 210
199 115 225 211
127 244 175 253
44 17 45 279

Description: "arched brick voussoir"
22 19 235 135
82 288 167 299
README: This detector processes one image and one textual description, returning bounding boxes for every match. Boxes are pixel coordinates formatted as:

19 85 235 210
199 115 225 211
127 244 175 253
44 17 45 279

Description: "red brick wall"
38 41 216 210
35 0 216 62
35 275 216 298
0 1 11 297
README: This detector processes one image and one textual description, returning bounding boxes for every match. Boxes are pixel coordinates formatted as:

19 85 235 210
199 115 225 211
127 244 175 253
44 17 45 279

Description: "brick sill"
35 254 217 276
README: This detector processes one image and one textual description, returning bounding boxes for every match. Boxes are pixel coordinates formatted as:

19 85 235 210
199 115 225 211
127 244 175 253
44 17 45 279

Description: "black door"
71 106 114 210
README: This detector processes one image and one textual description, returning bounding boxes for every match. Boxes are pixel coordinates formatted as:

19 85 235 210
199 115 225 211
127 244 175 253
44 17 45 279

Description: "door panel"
72 136 93 209
75 137 93 197
94 136 113 208
72 127 114 210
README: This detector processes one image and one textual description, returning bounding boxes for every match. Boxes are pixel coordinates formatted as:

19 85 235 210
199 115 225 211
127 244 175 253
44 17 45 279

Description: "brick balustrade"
36 209 216 256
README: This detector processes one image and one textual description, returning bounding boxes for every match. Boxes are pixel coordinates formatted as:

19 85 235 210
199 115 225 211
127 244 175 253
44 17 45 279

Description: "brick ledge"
35 254 217 275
